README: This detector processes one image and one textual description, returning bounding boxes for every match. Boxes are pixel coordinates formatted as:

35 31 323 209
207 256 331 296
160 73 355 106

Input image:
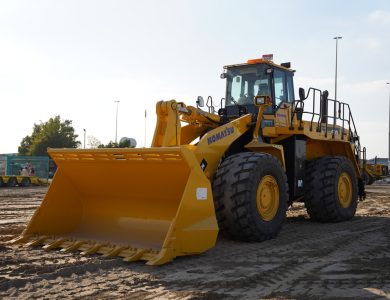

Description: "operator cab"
221 55 295 118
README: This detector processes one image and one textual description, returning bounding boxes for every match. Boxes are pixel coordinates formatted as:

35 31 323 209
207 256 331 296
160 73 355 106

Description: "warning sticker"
196 188 207 200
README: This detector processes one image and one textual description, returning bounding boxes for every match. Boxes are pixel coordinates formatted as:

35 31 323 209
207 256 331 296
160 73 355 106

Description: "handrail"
290 87 361 162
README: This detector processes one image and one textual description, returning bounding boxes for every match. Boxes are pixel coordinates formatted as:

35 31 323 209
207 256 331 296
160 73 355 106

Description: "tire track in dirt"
149 216 390 299
0 186 389 299
0 188 42 243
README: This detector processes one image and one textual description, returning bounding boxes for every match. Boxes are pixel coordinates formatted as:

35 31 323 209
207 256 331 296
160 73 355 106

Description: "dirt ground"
0 184 389 299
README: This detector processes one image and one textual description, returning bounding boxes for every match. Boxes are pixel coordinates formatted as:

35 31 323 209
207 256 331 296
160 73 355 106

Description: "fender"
193 114 252 180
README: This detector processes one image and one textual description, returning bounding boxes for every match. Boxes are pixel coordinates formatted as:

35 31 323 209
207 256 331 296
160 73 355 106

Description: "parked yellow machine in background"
0 175 47 187
13 55 365 265
361 149 389 185
0 155 50 187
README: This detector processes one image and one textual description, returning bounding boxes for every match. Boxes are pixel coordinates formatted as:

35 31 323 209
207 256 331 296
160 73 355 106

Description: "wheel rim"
256 175 279 221
338 172 352 208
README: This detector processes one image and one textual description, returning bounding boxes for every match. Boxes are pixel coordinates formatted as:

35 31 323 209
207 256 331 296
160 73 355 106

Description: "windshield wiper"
230 97 238 105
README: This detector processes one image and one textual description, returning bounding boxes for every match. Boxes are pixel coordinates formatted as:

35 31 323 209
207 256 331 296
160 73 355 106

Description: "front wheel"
213 152 289 242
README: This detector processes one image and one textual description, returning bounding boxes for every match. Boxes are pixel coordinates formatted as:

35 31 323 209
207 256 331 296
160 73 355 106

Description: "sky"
0 0 389 158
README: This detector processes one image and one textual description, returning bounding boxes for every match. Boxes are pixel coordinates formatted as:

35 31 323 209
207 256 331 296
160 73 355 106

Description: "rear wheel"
213 152 288 242
362 171 374 185
7 177 17 187
305 156 358 222
367 174 374 185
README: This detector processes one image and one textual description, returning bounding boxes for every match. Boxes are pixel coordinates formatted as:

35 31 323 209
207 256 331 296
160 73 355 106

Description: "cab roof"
223 58 295 73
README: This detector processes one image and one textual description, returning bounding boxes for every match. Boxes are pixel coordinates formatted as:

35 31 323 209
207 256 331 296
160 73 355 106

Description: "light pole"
387 82 390 163
83 129 86 149
115 100 120 144
334 36 342 100
144 109 147 148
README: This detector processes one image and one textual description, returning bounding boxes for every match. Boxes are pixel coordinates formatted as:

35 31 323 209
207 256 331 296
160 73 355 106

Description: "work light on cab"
255 95 272 105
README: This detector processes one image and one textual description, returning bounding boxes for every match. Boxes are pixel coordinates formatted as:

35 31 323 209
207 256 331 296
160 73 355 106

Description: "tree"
18 116 80 156
18 124 41 155
87 136 102 149
97 141 118 148
97 138 136 148
119 137 136 148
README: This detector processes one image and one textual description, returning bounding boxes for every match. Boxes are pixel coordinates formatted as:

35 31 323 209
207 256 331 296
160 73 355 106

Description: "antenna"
387 82 390 166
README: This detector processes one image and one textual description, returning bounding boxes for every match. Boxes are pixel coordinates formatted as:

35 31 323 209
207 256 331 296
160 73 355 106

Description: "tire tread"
213 152 289 241
304 156 358 222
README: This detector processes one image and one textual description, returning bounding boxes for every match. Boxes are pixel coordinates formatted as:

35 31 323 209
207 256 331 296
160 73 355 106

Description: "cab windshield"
225 64 295 107
225 64 270 106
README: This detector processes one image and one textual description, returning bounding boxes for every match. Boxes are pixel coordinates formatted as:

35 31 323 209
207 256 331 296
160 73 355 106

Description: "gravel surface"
0 184 389 299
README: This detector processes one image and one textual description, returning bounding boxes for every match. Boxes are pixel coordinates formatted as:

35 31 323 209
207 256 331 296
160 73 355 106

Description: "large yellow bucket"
14 146 218 265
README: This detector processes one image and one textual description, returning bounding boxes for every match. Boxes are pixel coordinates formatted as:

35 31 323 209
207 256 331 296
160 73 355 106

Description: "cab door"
272 69 295 127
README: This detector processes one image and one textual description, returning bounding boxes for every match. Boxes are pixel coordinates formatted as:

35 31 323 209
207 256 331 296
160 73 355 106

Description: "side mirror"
220 73 227 79
299 87 306 101
196 96 204 108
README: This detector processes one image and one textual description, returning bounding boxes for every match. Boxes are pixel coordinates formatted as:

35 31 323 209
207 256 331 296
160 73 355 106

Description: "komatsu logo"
207 127 234 145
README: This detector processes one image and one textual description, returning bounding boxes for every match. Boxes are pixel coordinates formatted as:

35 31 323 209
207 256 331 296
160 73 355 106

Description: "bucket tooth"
117 248 139 260
96 245 115 256
118 248 135 258
81 243 104 255
102 246 127 257
60 240 87 253
77 243 94 253
9 236 29 245
42 238 67 250
145 248 175 265
142 251 159 260
58 240 73 250
122 249 147 262
26 236 48 247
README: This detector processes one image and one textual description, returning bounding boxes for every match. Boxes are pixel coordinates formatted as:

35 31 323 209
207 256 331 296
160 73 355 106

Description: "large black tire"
367 174 374 185
20 177 31 187
362 171 370 185
7 177 17 187
305 156 358 222
362 171 374 185
212 152 289 242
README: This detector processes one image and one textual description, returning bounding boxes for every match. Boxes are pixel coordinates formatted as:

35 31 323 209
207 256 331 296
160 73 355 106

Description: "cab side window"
286 74 295 101
273 70 294 104
273 70 286 105
230 75 242 102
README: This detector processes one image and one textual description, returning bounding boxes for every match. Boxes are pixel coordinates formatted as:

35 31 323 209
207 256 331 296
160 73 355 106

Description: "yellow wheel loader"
13 56 365 265
361 148 389 185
